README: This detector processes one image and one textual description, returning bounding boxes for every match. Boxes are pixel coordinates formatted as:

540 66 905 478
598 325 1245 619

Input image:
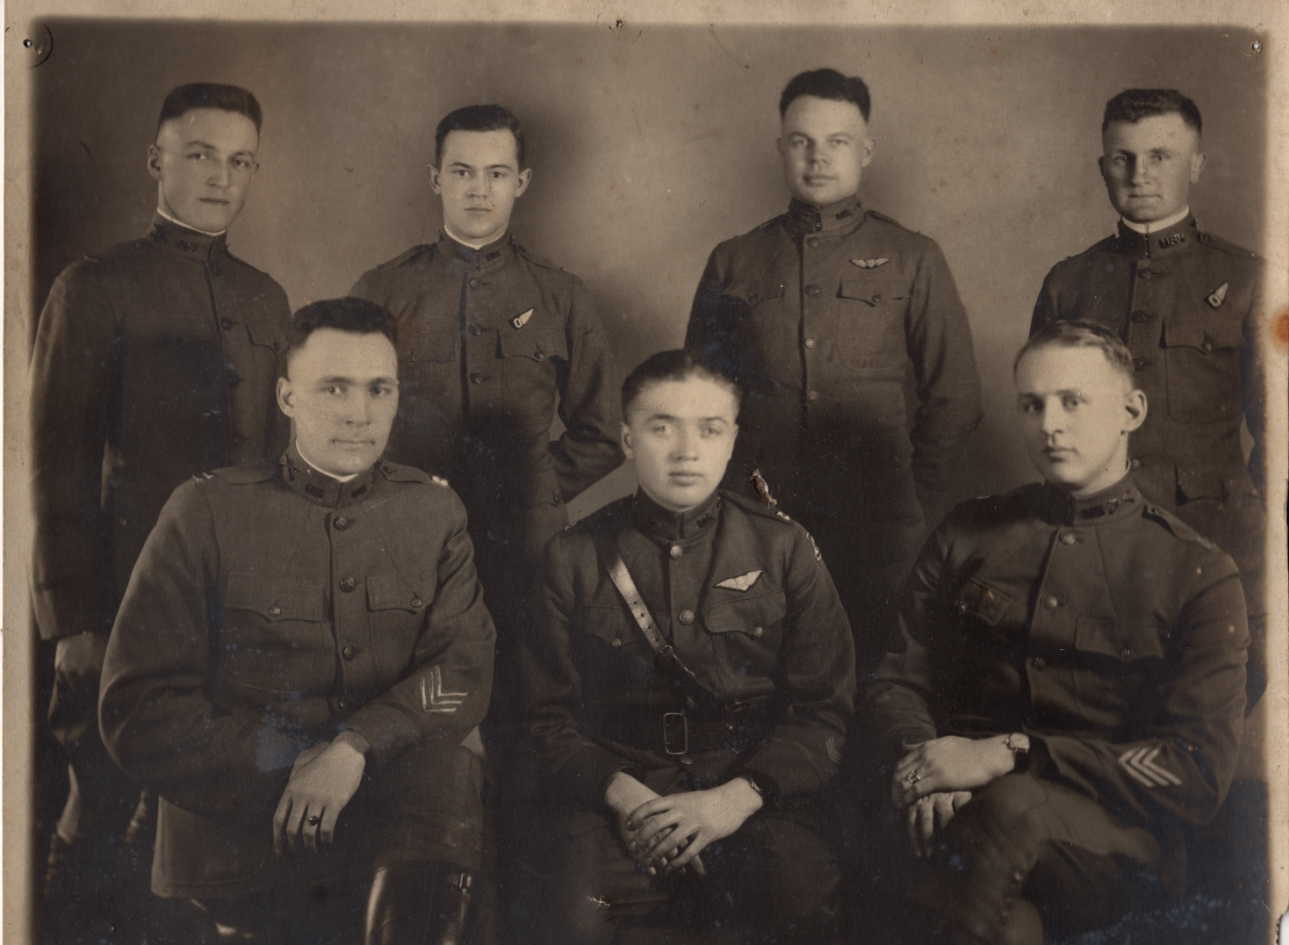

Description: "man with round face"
1032 88 1267 706
101 298 496 945
864 321 1248 945
523 349 855 944
350 102 621 733
686 67 982 675
30 82 290 941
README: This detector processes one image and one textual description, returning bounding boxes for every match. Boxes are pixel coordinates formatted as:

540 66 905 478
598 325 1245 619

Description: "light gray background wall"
30 22 1267 513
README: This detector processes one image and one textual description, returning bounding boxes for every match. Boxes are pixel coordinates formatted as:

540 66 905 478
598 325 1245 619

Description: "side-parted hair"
434 104 526 168
1014 320 1136 384
283 297 398 373
622 349 744 418
1102 88 1202 135
157 83 263 134
779 68 872 121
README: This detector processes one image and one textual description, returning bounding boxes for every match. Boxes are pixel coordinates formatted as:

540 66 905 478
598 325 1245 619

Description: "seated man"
522 349 856 944
99 297 496 945
864 320 1248 945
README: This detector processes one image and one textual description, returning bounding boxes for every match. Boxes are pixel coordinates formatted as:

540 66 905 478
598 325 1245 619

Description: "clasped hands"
891 734 1017 858
272 737 367 855
605 771 763 877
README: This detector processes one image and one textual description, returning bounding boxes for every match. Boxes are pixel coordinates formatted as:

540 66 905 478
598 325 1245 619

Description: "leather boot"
364 863 475 945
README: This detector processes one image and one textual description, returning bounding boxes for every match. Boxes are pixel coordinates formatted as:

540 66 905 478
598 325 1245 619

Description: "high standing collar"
631 490 722 543
147 214 229 262
786 194 865 236
1035 475 1142 526
1114 215 1197 258
438 229 513 273
279 444 378 508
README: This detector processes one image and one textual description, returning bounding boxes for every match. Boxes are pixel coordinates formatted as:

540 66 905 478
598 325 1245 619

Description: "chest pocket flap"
838 277 908 307
704 592 787 639
952 578 1012 625
367 573 429 613
1163 314 1242 351
727 280 786 308
1074 616 1165 662
499 325 567 363
225 572 325 622
243 320 282 353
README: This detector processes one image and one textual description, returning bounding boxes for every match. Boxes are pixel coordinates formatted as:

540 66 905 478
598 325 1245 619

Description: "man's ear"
620 422 634 460
861 135 876 169
515 167 533 198
1190 149 1207 185
429 165 442 195
1123 388 1148 434
276 376 296 418
146 144 163 181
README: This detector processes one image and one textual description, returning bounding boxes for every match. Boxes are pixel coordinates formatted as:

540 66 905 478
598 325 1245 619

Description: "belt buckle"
662 711 689 755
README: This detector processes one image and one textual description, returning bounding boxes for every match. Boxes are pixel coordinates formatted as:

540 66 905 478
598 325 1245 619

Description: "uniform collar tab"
632 490 722 543
1039 475 1141 525
148 214 228 261
786 195 865 235
280 445 377 508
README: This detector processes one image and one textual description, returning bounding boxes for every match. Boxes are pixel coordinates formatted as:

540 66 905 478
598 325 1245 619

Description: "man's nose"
343 393 373 425
207 158 232 188
1128 157 1151 186
672 428 698 458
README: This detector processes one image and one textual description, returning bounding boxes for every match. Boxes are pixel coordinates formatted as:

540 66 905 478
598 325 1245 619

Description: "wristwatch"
1003 732 1031 770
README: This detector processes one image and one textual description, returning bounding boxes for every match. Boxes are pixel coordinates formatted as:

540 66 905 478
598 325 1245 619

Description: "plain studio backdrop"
10 20 1275 937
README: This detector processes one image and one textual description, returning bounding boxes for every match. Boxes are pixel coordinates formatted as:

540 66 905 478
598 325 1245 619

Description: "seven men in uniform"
29 70 1267 945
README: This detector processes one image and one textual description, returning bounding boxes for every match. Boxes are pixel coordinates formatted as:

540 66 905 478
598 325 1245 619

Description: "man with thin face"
100 298 496 945
523 349 855 944
350 103 622 731
686 68 982 673
864 321 1248 945
1031 88 1267 705
30 82 289 941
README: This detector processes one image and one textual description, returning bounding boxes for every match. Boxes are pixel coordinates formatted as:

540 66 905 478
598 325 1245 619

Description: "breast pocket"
575 603 656 690
366 572 431 674
1071 616 1166 722
943 578 1017 653
499 325 565 418
702 591 788 683
1162 315 1243 422
834 277 907 369
725 281 793 386
220 572 329 695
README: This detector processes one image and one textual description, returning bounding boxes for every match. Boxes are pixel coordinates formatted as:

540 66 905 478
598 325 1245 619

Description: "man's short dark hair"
157 83 263 134
1014 320 1136 384
1102 89 1202 134
622 349 744 418
434 104 526 168
283 297 398 373
779 68 871 121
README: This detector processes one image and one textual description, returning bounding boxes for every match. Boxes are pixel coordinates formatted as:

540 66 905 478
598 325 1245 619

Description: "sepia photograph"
5 4 1287 944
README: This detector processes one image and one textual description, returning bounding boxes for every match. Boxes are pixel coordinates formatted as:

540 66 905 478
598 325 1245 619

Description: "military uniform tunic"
1031 216 1266 699
687 196 981 665
31 215 289 643
522 490 855 942
351 232 622 572
100 450 496 898
864 476 1248 941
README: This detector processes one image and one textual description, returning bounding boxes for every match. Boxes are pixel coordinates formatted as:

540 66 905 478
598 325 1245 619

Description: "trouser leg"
905 772 1162 945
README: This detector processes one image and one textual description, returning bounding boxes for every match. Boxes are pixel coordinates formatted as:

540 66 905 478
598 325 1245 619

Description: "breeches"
904 772 1163 944
533 799 839 944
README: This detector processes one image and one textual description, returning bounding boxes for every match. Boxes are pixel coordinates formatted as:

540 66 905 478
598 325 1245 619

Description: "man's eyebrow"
316 374 399 385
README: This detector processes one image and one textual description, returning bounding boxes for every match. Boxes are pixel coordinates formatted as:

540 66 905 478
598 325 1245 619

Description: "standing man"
687 68 982 669
30 82 290 940
351 103 622 722
865 321 1248 945
100 298 496 945
523 350 855 944
1031 88 1267 703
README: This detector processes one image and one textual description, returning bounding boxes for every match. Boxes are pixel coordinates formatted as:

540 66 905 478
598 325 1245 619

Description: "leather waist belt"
597 703 776 756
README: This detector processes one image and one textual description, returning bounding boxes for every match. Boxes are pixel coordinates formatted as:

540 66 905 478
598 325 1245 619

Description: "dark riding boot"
364 864 475 945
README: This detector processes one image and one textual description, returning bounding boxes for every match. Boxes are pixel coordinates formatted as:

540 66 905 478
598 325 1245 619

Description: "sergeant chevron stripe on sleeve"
1118 745 1182 787
420 666 468 714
